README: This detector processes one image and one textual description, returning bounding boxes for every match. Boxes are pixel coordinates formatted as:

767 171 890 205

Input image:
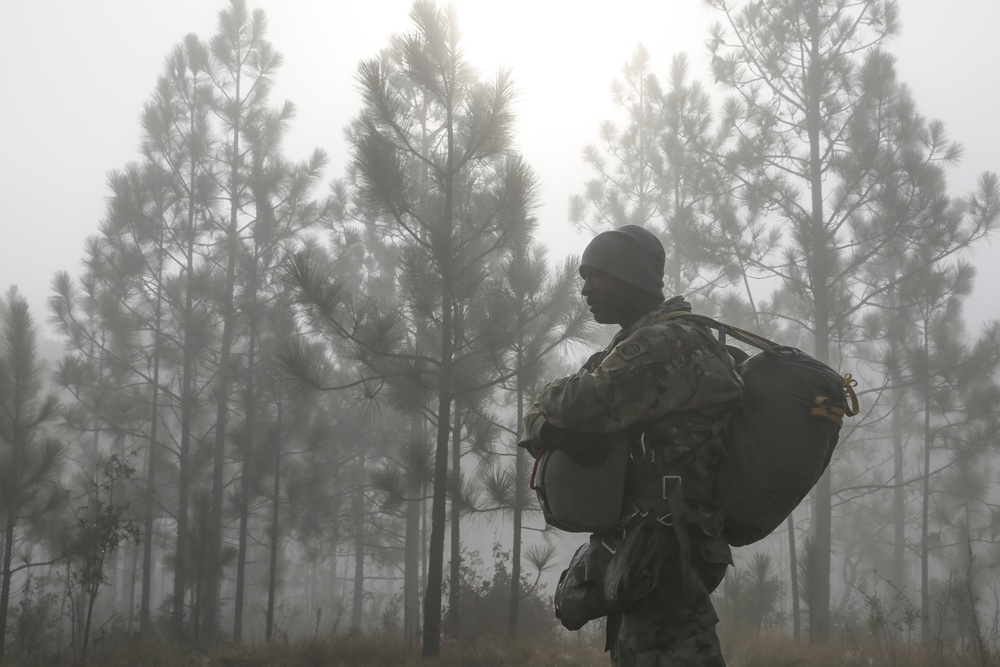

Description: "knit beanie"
580 224 665 297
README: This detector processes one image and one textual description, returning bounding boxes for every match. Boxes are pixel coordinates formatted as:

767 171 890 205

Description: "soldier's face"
580 266 638 326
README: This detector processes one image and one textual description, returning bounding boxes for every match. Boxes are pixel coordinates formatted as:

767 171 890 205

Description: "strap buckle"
661 475 682 499
629 432 656 463
658 475 682 525
601 538 618 555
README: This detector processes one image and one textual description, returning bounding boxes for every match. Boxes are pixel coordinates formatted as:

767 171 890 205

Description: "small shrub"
8 574 62 661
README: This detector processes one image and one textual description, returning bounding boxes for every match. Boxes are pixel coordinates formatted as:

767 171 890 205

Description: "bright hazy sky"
3 0 998 337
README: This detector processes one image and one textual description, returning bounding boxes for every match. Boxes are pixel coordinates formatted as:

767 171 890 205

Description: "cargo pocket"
554 538 615 630
694 534 731 594
604 520 668 609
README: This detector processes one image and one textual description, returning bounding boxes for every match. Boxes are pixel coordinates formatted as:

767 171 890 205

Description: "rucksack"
679 315 860 547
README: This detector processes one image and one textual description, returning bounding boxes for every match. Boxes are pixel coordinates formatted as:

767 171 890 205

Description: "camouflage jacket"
520 296 744 469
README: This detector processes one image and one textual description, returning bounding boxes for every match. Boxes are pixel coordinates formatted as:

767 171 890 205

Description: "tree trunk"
403 418 423 648
447 403 461 638
172 143 199 638
507 452 525 640
892 386 907 589
141 267 164 634
129 539 140 632
920 330 932 641
233 426 252 644
805 6 832 642
423 356 453 657
507 346 526 640
265 401 283 641
787 513 800 641
421 101 457 659
207 84 242 644
351 447 367 631
0 512 16 661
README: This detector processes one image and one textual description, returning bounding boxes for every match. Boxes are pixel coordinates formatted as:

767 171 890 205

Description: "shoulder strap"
658 312 779 353
675 313 861 417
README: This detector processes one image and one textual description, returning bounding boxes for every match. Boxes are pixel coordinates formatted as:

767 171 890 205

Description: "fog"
0 0 998 663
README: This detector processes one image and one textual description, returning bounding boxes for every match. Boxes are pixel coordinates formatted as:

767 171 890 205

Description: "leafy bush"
7 574 62 661
444 542 559 645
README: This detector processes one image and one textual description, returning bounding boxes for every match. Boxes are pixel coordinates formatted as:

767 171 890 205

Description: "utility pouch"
554 538 615 630
603 519 667 609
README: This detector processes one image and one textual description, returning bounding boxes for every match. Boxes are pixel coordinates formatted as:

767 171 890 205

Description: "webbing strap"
654 310 694 322
843 374 860 416
812 375 860 424
664 477 691 596
664 311 862 419
656 310 783 352
811 396 845 427
528 450 543 495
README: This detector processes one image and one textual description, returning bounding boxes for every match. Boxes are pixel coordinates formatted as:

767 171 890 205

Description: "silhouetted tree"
200 1 288 641
706 0 999 641
470 242 591 638
138 32 217 636
572 47 772 309
286 1 534 655
0 289 65 662
64 454 141 665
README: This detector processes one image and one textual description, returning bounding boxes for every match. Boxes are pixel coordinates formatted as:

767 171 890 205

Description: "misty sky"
3 0 998 337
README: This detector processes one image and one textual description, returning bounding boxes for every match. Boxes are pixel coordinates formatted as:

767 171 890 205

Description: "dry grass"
722 631 994 667
3 630 996 666
210 636 607 667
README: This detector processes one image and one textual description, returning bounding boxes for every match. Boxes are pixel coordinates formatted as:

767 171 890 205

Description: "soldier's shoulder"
602 319 708 369
643 315 716 349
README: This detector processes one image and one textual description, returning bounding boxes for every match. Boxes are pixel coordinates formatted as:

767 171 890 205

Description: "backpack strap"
626 469 692 596
667 312 780 353
674 313 862 417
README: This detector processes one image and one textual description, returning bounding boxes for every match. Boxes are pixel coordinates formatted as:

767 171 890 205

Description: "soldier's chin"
589 306 613 324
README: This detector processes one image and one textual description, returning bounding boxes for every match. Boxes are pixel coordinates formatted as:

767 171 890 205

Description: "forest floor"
2 629 995 666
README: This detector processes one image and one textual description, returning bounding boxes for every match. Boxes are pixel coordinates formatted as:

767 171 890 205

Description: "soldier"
520 224 743 666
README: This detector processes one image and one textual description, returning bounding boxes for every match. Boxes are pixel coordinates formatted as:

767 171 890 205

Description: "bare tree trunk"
265 401 283 641
403 418 424 647
0 513 16 661
129 540 140 632
920 332 932 641
171 78 204 637
207 127 241 647
423 285 454 657
351 447 367 631
422 110 457 655
233 427 252 644
507 452 525 640
447 401 463 638
892 387 907 589
140 281 162 633
805 6 833 642
787 513 800 641
507 346 526 640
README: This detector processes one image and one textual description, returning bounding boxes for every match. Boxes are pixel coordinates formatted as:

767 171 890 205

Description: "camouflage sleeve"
518 402 546 454
535 321 741 434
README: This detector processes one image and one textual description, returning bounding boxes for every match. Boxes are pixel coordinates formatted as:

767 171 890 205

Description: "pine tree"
705 0 998 640
139 33 217 636
470 242 592 638
0 289 65 662
572 47 773 309
286 1 534 654
201 1 287 641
